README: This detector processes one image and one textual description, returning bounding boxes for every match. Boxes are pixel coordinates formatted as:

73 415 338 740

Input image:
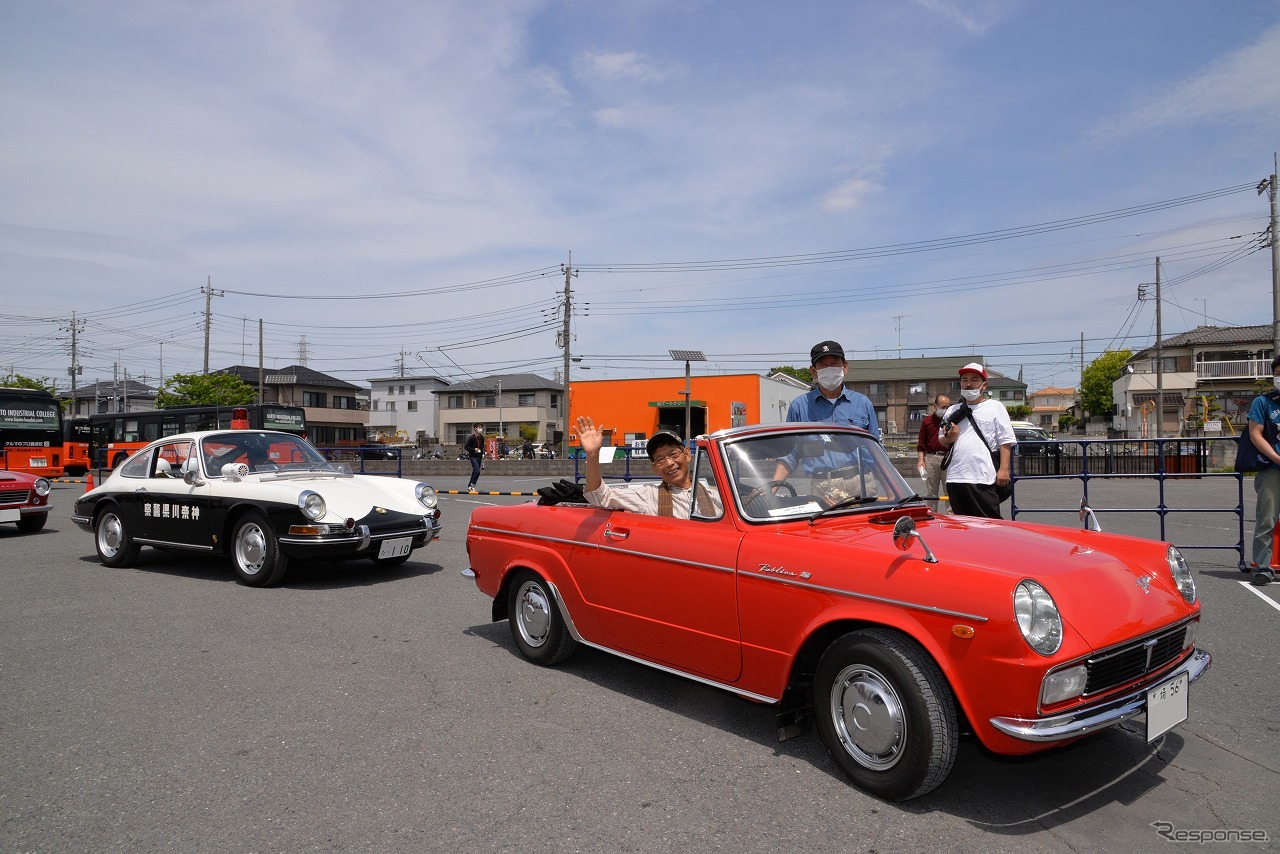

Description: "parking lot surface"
2 476 1277 853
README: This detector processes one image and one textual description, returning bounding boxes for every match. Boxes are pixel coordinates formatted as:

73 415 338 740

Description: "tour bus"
89 404 307 468
62 417 92 476
0 387 65 477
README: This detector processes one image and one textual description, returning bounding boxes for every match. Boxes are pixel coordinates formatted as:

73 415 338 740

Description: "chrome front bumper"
989 648 1211 743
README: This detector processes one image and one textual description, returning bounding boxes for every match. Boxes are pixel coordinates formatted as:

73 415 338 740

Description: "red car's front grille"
1084 623 1190 695
0 488 30 505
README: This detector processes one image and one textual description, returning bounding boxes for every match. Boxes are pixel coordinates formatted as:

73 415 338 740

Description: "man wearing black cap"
783 340 880 439
575 415 719 517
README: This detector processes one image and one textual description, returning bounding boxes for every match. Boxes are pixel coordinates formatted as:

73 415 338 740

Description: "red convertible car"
465 423 1208 800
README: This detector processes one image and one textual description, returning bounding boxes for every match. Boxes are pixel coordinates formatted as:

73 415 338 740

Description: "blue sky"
1 0 1277 396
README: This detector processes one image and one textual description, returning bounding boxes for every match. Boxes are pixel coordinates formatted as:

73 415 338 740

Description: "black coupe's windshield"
724 431 916 522
199 431 334 476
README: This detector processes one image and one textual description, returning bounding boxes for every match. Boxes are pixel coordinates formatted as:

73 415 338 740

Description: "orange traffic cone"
85 470 94 492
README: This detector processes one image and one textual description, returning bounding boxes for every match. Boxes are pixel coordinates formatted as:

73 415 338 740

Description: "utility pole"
559 252 577 459
202 277 223 374
258 320 264 403
1155 258 1164 438
64 312 84 415
1264 154 1280 356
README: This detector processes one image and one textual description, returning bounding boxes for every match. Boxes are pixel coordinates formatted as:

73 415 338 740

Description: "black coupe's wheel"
506 570 577 666
16 513 47 533
813 628 958 801
95 506 140 567
231 511 289 587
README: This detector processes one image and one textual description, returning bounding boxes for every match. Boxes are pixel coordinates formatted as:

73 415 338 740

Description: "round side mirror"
892 515 917 552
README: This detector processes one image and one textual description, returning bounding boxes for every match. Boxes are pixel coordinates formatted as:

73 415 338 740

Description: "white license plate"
378 537 412 559
1146 671 1189 742
0 508 19 522
30 459 47 467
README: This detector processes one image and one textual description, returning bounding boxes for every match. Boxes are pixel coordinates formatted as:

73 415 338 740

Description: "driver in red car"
575 416 719 518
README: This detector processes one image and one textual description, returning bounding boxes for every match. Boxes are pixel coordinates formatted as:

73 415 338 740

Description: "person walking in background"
916 393 951 513
1246 356 1280 585
464 423 485 493
938 363 1015 519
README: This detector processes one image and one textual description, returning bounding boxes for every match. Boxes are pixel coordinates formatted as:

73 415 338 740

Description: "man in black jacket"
464 423 485 493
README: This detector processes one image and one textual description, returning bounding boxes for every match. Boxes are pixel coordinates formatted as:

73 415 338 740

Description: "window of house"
407 401 418 412
518 393 536 406
372 400 380 411
409 385 416 394
334 396 357 410
386 401 396 411
447 394 463 409
398 385 405 395
480 394 496 407
550 393 560 409
303 392 327 408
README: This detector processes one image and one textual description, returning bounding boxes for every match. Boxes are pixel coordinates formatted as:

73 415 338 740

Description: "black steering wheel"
744 479 797 514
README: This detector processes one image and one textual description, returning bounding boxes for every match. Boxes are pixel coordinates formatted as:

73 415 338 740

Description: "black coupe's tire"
16 513 47 533
230 511 289 587
506 570 577 666
813 628 958 801
95 506 140 568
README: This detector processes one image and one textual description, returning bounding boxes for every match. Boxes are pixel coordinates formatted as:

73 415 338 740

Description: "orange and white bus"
89 403 307 469
62 417 92 476
0 387 65 477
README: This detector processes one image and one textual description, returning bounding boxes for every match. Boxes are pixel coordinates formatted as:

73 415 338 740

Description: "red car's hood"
792 512 1195 650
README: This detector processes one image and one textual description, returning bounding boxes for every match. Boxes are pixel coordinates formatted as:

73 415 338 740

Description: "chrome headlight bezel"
415 483 438 509
1013 580 1063 656
298 490 326 521
1167 545 1196 604
33 477 52 497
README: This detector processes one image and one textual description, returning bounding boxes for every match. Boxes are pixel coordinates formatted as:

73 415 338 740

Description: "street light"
669 349 706 442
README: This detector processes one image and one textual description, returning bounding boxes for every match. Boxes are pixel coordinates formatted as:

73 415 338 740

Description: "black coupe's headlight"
415 483 438 509
298 490 326 521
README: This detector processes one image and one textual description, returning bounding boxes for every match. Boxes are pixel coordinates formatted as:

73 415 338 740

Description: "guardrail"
1010 436 1247 571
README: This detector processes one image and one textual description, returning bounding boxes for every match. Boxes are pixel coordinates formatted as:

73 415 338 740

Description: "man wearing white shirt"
938 363 1016 518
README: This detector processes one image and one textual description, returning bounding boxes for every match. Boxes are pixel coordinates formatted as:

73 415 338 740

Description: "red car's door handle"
604 524 629 540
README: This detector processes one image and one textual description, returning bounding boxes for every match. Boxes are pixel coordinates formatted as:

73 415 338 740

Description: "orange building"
568 373 808 447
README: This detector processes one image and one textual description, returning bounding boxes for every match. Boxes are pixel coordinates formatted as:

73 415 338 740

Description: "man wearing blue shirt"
772 340 880 483
784 340 881 439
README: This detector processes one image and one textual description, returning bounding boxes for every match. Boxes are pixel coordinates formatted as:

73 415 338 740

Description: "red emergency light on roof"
231 408 250 430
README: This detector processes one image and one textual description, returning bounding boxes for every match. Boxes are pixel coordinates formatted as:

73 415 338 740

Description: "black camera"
942 400 971 428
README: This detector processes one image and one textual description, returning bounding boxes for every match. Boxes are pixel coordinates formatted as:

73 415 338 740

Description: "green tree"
1079 349 1132 417
1007 404 1033 421
770 365 812 385
1 372 57 394
1058 414 1077 431
518 423 539 442
156 372 257 407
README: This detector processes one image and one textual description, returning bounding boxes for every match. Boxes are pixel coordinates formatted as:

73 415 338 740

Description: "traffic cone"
85 470 94 492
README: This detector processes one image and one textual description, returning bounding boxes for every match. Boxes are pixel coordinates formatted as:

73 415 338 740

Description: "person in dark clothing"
464 423 485 493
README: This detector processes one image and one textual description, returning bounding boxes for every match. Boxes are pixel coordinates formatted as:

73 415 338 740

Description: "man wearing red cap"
938 362 1016 518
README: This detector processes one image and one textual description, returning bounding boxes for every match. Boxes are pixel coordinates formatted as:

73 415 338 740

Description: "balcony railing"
1195 358 1270 380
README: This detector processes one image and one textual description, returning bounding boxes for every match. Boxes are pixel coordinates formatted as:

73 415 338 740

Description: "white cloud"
907 0 1017 36
1090 21 1280 142
822 176 884 213
573 50 686 83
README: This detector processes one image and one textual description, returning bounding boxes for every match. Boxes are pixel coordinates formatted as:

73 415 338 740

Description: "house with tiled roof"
215 364 368 447
432 373 564 445
1113 325 1272 436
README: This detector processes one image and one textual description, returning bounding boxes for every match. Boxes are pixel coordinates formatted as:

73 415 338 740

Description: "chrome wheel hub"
515 582 551 648
830 664 905 770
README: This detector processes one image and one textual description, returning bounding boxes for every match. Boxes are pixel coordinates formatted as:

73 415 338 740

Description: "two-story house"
433 373 564 445
366 374 451 445
1112 324 1272 437
216 364 367 447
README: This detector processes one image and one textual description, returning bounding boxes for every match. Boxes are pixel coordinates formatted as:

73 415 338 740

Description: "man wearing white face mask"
938 362 1016 518
782 341 881 438
771 340 880 483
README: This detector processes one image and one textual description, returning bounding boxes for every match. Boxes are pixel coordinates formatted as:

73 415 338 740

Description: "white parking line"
1239 581 1280 614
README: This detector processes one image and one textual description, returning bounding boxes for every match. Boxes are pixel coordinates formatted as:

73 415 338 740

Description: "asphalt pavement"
1 476 1277 853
